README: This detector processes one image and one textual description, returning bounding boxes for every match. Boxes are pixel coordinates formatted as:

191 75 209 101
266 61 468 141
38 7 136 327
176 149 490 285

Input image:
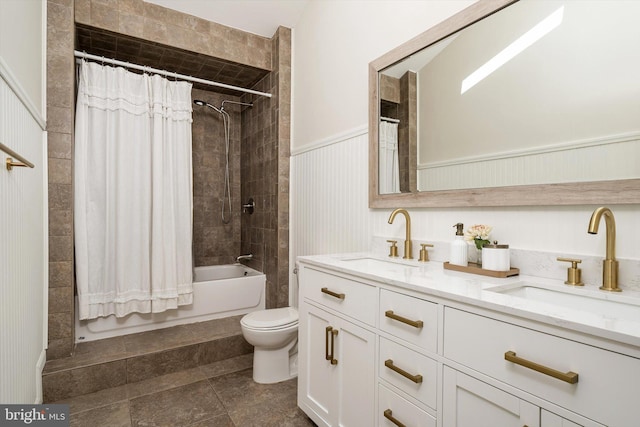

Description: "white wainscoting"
290 130 372 266
418 133 640 191
0 72 46 403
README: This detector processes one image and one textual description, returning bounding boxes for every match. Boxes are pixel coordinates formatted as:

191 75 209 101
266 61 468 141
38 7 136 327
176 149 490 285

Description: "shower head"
193 99 222 114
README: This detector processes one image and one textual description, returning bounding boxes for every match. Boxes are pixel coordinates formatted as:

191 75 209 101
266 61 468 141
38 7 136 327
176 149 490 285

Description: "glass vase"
476 247 482 267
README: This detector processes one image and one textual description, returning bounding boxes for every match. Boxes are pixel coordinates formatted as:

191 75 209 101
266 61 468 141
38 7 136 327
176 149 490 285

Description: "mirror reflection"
378 0 640 195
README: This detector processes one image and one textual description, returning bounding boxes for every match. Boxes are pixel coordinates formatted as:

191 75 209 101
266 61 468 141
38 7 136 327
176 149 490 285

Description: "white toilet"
240 306 299 384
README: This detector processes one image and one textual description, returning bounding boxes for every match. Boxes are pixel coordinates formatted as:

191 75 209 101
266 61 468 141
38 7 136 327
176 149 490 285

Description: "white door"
335 316 375 427
298 301 376 427
298 302 336 426
443 367 539 427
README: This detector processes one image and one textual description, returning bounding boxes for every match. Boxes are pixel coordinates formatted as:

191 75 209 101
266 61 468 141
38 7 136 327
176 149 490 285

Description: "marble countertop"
297 253 640 350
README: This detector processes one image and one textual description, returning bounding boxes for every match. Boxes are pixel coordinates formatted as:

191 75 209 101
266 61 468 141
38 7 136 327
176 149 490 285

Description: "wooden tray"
443 262 519 278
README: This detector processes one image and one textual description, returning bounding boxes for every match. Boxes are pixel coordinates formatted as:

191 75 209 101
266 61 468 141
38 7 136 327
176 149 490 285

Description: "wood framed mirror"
369 0 640 208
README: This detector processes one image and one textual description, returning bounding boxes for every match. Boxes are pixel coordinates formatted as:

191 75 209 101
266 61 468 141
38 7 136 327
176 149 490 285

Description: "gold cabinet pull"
329 327 338 365
325 326 338 364
321 287 345 300
325 326 332 361
383 409 406 427
384 359 423 384
385 310 423 329
504 351 578 384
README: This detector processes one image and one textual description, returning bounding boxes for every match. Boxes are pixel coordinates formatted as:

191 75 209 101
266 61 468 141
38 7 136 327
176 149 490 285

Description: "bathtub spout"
236 254 253 262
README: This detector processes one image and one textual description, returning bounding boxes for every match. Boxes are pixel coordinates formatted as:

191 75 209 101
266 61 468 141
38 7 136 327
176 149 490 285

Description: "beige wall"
419 0 640 164
292 0 475 151
0 0 45 114
290 1 640 284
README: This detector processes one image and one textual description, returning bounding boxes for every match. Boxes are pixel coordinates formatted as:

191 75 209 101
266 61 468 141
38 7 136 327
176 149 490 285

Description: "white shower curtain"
379 121 400 194
74 60 194 320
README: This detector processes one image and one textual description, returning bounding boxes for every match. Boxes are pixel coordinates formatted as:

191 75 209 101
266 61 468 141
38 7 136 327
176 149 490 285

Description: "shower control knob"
242 198 255 214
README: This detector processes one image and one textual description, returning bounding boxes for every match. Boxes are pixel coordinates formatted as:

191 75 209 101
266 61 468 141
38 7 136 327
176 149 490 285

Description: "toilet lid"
242 307 299 329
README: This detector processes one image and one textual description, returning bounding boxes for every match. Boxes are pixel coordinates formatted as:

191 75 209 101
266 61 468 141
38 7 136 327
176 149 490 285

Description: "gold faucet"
587 207 620 292
388 208 412 259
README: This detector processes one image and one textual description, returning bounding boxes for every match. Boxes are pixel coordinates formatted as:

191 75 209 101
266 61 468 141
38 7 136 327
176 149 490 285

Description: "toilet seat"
241 307 298 330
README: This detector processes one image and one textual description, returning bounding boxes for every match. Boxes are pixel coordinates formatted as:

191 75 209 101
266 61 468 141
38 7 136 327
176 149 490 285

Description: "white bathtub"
75 264 266 342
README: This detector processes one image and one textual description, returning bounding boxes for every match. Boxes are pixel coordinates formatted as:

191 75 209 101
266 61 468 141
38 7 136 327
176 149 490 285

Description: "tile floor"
55 354 316 427
43 315 252 403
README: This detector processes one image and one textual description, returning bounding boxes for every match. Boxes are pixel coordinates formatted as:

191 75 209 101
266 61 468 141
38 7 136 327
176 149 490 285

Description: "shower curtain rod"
380 116 400 123
74 50 272 98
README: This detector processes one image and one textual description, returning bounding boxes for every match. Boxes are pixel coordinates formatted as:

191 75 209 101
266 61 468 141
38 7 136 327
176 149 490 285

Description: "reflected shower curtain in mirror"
74 60 194 320
379 121 400 193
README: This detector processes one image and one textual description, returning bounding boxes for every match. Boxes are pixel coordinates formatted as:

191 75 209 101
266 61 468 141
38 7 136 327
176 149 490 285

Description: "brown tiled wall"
74 0 271 71
47 0 76 360
240 27 291 309
380 74 400 104
46 0 291 360
399 71 417 193
191 88 242 266
275 28 291 309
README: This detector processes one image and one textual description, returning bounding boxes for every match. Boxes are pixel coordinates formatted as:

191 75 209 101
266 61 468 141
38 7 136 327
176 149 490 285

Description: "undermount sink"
341 257 419 269
487 282 640 323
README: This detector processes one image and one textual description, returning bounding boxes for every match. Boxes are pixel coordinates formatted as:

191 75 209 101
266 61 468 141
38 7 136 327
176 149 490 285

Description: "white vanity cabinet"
297 258 638 427
298 263 440 427
297 266 377 427
443 308 623 427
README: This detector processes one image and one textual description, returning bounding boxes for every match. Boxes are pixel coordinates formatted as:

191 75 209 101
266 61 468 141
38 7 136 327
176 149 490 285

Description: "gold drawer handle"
383 409 406 427
385 310 423 329
321 287 345 300
384 359 423 384
505 351 578 384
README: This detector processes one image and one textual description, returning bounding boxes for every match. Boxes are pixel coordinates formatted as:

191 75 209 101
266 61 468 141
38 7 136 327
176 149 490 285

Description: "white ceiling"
144 0 309 37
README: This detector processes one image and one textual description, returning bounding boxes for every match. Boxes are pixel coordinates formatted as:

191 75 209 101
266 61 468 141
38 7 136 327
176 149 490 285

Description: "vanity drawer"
379 337 437 409
379 289 438 353
444 307 640 427
378 383 435 427
300 267 377 326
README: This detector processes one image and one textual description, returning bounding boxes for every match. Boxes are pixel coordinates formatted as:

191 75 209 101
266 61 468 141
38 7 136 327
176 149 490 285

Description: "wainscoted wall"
289 0 640 318
418 134 640 191
290 131 640 294
0 74 46 402
290 130 372 274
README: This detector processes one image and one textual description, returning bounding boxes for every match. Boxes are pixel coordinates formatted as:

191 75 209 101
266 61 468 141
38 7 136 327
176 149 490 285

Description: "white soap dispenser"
450 223 468 266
